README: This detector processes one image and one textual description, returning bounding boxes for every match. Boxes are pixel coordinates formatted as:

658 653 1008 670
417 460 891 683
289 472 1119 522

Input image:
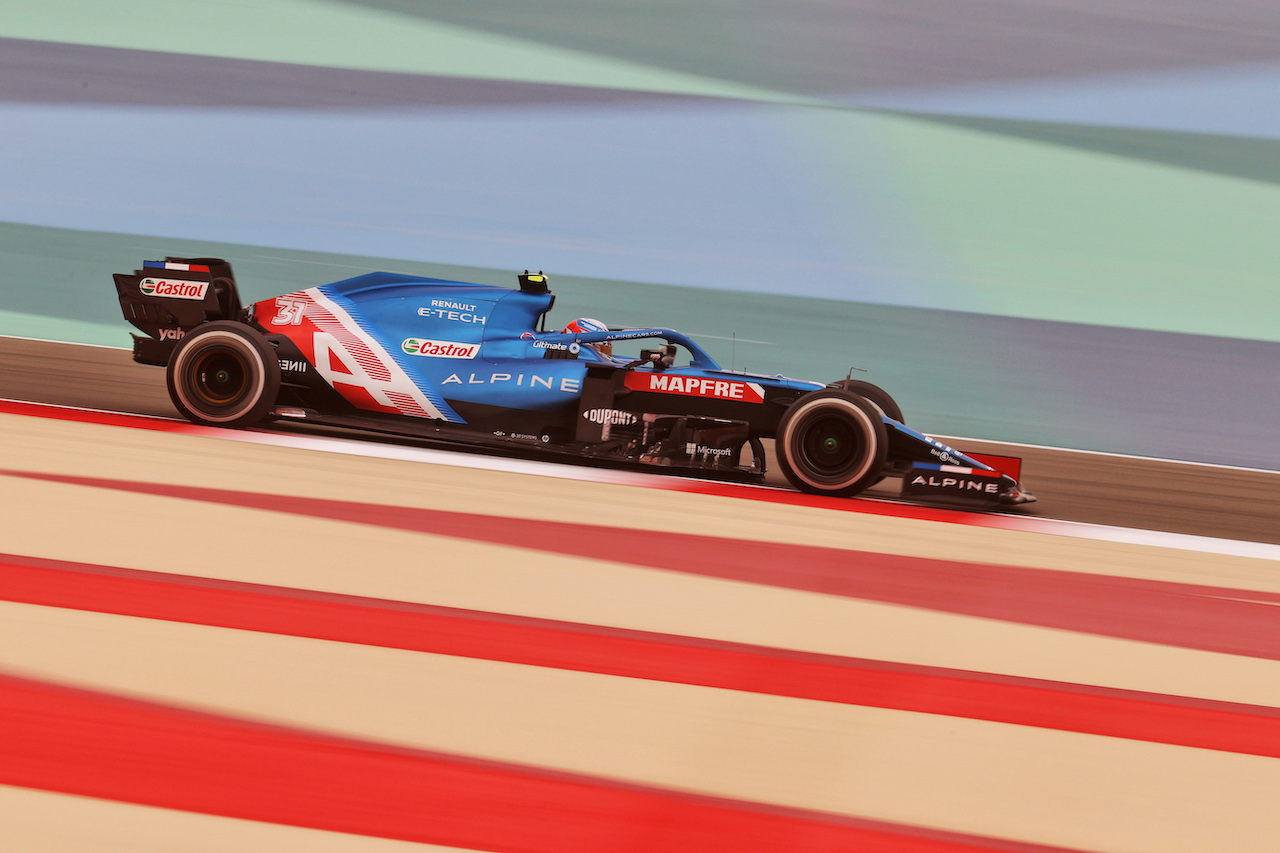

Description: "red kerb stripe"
7 469 1280 661
3 554 1279 758
0 672 1083 853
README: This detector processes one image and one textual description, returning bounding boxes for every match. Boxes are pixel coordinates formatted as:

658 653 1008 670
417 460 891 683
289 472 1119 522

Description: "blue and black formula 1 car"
113 258 1035 507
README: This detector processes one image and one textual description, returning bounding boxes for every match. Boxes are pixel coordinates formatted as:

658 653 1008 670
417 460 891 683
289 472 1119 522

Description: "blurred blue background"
1 0 1277 466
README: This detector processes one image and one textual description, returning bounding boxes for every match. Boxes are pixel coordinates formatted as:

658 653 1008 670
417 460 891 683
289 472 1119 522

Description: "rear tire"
776 390 887 497
166 322 280 427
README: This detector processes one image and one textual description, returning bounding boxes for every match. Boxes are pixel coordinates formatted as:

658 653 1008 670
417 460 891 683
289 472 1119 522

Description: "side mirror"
638 345 677 370
639 348 665 370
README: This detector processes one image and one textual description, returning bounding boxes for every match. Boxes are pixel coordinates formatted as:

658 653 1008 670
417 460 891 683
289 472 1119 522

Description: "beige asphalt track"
3 336 1280 852
0 785 461 853
4 417 1280 851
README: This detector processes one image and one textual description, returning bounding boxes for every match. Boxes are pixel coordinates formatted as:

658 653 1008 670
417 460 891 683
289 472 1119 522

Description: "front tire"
829 379 904 423
166 322 280 427
776 390 887 497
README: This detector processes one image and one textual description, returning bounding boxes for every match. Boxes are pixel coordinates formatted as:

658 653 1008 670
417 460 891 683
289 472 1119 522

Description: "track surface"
4 335 1277 545
3 335 1280 852
4 384 1280 853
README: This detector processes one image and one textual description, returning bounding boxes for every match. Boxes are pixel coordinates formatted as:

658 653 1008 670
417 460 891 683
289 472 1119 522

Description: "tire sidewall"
776 390 888 496
837 379 904 424
166 322 280 426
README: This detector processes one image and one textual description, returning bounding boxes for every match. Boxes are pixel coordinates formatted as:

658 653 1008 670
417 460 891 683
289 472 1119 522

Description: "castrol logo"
401 337 480 359
139 277 208 300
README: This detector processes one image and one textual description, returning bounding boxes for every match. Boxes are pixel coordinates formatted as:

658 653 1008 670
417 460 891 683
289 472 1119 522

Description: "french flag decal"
914 462 1001 478
144 261 210 273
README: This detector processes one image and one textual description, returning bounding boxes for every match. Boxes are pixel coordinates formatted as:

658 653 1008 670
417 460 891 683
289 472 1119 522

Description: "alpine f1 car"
113 258 1035 507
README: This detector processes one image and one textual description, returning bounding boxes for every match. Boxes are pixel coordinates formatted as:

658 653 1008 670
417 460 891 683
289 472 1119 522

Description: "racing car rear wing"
113 258 244 365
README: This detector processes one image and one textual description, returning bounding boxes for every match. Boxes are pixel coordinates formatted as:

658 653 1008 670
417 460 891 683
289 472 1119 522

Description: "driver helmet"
563 317 611 357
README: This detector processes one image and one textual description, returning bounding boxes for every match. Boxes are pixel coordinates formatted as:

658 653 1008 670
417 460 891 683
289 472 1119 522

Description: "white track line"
934 434 1280 477
1 333 129 350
